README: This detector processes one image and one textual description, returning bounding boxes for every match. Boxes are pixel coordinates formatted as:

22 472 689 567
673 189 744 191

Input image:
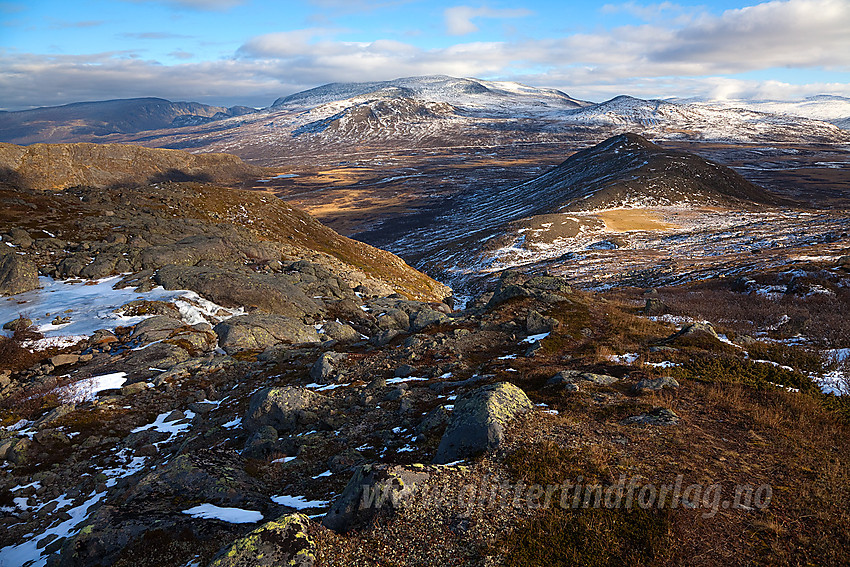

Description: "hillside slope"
0 142 264 190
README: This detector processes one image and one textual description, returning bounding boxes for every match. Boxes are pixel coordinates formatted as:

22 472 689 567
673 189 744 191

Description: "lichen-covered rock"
633 376 680 394
547 370 618 388
208 513 316 567
243 386 323 434
214 314 320 354
433 382 533 464
322 464 430 533
0 251 38 296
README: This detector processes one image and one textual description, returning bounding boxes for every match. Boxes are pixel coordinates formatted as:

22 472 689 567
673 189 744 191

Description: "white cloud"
2 1 850 110
443 5 532 35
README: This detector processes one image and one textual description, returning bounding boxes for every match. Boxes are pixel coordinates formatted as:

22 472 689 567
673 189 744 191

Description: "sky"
1 0 849 111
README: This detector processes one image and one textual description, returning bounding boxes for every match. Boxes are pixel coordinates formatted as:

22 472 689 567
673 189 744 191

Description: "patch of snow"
385 376 429 384
182 504 263 524
53 372 127 403
608 353 640 365
521 332 550 344
131 409 195 445
271 494 331 510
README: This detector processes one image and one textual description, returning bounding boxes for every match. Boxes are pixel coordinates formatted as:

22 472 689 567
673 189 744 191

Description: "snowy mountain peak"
271 75 590 111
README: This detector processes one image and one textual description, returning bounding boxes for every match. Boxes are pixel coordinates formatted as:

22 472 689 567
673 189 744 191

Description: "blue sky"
1 0 849 110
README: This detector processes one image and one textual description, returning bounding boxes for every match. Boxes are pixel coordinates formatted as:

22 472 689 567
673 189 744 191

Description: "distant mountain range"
1 76 848 159
0 98 256 145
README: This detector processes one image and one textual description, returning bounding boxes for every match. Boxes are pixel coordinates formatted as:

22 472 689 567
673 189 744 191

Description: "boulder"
3 317 31 331
526 310 558 334
310 352 347 384
410 309 448 332
49 354 79 367
665 322 719 342
321 321 360 343
433 382 533 464
623 407 680 426
376 308 410 332
0 251 38 296
209 513 316 567
322 464 430 533
547 370 618 388
131 315 185 344
214 314 320 354
243 386 323 434
633 376 680 394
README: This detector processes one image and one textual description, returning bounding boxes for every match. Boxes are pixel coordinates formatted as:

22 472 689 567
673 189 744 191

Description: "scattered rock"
433 382 534 464
623 407 680 426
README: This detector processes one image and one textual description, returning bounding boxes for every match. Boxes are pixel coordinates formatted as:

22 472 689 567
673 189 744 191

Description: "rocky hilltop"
0 142 265 191
0 140 848 567
356 133 794 289
513 132 788 211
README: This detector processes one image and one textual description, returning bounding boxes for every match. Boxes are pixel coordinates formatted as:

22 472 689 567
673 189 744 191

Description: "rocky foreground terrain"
0 144 849 567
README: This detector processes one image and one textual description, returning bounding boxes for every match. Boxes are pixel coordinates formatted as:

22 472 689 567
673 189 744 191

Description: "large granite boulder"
433 382 533 464
214 314 320 354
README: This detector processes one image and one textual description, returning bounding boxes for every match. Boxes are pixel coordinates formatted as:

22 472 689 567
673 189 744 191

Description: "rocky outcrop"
433 382 534 464
213 315 321 354
156 266 323 318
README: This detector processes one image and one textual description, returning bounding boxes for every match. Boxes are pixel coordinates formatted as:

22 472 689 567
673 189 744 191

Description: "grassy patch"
499 506 671 567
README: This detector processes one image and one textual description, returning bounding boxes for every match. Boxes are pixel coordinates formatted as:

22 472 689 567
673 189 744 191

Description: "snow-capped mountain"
271 75 591 113
695 95 850 130
3 77 848 162
560 95 848 142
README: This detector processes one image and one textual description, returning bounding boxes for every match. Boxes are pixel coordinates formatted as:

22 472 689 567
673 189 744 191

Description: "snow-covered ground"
0 276 243 349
